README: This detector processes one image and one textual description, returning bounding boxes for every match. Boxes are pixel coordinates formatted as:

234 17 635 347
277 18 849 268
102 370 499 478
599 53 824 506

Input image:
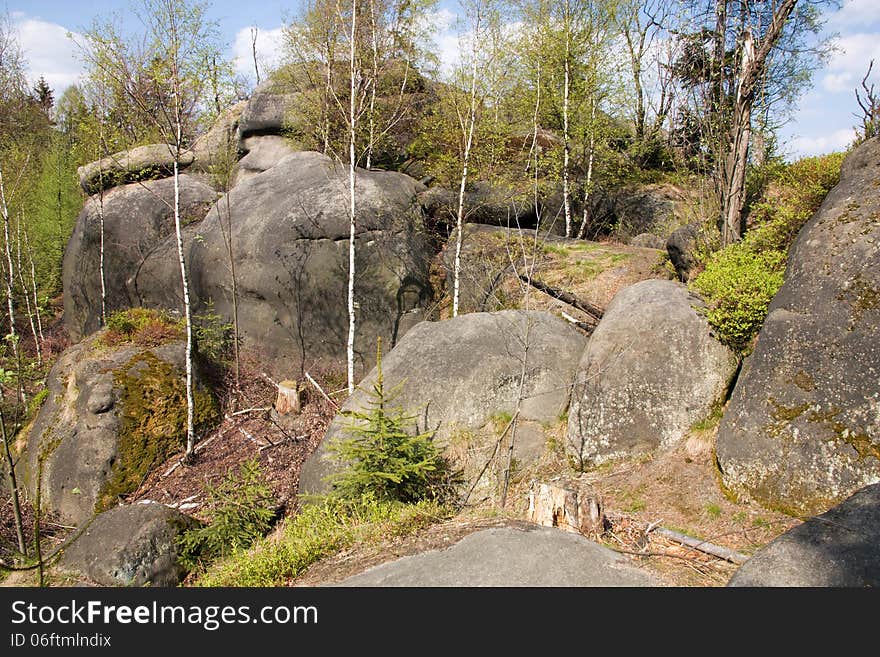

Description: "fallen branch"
517 274 603 323
230 406 270 417
560 310 598 334
650 526 749 565
305 371 339 409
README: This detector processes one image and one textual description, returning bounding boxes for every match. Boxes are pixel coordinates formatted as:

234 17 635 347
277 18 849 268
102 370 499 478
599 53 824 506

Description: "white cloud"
14 17 85 95
231 25 285 83
789 128 857 158
822 32 880 93
828 0 880 30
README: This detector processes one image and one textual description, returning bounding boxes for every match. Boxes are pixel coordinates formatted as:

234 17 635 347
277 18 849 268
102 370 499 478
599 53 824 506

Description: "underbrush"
692 152 845 353
192 495 451 586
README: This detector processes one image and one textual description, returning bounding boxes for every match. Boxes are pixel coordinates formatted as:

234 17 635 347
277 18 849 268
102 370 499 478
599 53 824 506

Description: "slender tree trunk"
172 142 196 457
577 99 596 240
562 38 572 238
15 218 40 365
453 2 484 318
22 230 45 351
0 169 20 371
366 0 379 170
251 27 261 85
346 0 359 395
0 405 26 557
719 0 797 244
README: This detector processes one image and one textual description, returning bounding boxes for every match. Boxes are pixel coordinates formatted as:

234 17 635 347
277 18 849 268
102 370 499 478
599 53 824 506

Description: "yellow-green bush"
693 152 844 353
194 495 450 586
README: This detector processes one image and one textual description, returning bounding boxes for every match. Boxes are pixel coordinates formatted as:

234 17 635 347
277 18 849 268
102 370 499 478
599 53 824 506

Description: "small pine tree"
177 458 276 570
326 339 458 505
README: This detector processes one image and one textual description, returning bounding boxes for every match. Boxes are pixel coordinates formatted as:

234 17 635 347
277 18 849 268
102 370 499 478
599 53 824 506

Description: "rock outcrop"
566 280 738 468
191 100 247 174
237 80 299 139
666 222 703 282
233 135 298 184
189 151 435 371
23 331 217 525
337 525 659 586
60 503 197 587
728 483 880 586
716 137 880 516
299 310 587 496
62 175 218 341
77 144 195 195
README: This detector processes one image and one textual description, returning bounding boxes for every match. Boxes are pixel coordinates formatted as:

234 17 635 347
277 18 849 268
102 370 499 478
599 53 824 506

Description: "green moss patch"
96 351 218 512
99 308 184 349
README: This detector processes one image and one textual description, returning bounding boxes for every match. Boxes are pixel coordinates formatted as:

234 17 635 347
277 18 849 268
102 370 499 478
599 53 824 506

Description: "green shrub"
103 308 184 347
177 459 276 571
692 152 844 353
193 301 234 364
692 245 785 352
325 341 460 504
195 494 449 586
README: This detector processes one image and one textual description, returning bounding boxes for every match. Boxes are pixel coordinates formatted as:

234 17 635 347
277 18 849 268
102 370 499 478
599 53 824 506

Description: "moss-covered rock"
22 329 218 525
716 138 880 516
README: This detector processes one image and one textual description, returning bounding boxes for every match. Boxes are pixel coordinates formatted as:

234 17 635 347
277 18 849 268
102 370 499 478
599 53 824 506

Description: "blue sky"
7 0 880 160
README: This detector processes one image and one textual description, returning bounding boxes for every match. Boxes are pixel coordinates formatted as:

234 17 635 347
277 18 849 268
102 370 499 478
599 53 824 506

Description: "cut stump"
528 481 605 537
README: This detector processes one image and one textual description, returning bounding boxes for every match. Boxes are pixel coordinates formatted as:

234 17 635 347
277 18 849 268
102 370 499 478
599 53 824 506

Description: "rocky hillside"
5 75 879 588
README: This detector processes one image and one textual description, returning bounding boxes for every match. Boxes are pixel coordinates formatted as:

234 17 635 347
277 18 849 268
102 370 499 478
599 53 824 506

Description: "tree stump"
528 482 605 537
274 380 301 416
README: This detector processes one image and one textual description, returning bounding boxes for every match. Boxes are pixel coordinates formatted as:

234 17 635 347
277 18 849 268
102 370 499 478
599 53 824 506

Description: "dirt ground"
290 421 798 587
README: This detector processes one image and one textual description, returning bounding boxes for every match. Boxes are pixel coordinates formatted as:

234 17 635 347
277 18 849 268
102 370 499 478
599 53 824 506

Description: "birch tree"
80 0 226 458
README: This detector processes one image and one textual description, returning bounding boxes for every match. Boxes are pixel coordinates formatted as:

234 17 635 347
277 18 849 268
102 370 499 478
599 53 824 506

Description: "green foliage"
102 308 184 347
195 494 449 586
325 342 459 504
692 152 844 353
98 351 218 511
193 301 234 364
177 459 276 571
692 245 785 352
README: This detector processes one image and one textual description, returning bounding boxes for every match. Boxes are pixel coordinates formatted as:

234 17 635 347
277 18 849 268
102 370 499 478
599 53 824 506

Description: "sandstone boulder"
716 137 880 516
337 525 659 586
233 135 298 185
188 151 435 372
191 100 246 174
566 280 738 468
299 310 587 497
666 221 703 282
728 483 880 586
77 144 195 195
630 232 666 249
23 332 217 525
62 175 217 341
237 80 299 139
60 503 197 587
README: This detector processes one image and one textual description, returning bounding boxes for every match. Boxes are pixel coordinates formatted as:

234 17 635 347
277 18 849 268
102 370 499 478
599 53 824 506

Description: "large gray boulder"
300 310 587 497
23 331 217 525
188 151 435 373
419 181 559 231
77 144 195 195
728 483 880 586
62 175 217 341
60 503 197 587
191 100 246 174
566 280 738 468
666 222 702 282
716 138 880 516
233 135 298 185
605 183 684 241
338 525 659 586
237 80 299 139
